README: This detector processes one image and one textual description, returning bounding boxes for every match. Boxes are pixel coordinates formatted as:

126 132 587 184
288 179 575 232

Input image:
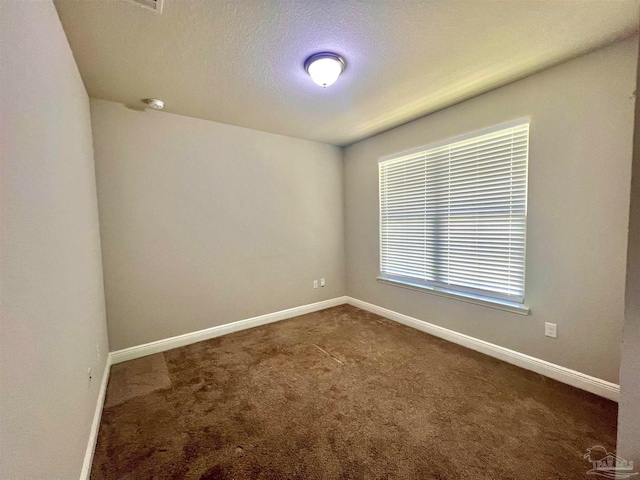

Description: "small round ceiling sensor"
142 98 164 110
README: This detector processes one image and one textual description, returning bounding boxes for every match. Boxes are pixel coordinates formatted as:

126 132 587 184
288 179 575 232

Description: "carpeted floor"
92 305 617 479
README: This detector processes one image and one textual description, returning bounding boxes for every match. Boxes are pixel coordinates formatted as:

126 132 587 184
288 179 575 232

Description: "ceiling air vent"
128 0 163 14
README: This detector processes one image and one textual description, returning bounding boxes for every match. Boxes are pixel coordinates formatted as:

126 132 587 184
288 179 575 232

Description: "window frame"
377 119 531 315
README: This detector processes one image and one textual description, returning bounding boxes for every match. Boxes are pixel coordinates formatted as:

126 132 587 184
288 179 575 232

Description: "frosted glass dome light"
304 53 346 88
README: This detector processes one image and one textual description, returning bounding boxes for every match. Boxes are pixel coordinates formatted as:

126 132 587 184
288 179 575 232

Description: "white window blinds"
379 121 529 303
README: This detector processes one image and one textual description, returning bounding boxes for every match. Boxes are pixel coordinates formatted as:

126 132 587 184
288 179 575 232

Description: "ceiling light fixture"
304 53 346 88
142 98 164 110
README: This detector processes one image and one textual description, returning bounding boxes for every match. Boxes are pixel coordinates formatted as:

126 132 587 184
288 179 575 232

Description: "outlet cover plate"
545 322 557 338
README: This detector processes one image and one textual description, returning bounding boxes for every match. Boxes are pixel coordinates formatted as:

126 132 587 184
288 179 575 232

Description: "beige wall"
617 36 640 464
90 99 345 351
0 2 109 478
344 38 637 384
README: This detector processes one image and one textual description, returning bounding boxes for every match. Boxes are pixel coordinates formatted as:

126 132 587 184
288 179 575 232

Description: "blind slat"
379 122 529 302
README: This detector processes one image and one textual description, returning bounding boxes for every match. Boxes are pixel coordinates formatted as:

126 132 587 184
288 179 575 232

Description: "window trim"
378 118 530 165
378 118 531 314
377 275 530 315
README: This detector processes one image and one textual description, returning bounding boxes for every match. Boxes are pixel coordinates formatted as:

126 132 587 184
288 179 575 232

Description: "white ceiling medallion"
304 53 346 88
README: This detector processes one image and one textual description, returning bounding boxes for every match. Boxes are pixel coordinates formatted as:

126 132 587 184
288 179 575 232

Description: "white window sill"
376 276 530 315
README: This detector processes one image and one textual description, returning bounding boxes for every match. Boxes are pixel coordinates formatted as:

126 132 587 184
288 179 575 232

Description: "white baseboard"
110 297 349 365
80 355 111 480
346 297 620 401
109 294 619 399
82 294 616 478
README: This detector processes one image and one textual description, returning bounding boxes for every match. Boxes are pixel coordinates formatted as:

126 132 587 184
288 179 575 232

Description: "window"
379 120 529 311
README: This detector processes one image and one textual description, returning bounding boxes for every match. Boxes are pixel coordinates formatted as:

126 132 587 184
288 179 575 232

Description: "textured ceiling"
54 0 638 146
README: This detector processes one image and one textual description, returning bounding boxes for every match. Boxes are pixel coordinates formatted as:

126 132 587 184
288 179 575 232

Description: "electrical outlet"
313 280 319 289
320 278 325 287
545 322 557 338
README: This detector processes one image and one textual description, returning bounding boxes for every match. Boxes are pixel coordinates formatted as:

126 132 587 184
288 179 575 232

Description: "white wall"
90 99 345 351
617 36 640 464
344 38 637 384
0 2 109 478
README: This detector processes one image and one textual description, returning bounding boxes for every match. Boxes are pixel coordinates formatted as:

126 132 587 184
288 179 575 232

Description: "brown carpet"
92 305 617 479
